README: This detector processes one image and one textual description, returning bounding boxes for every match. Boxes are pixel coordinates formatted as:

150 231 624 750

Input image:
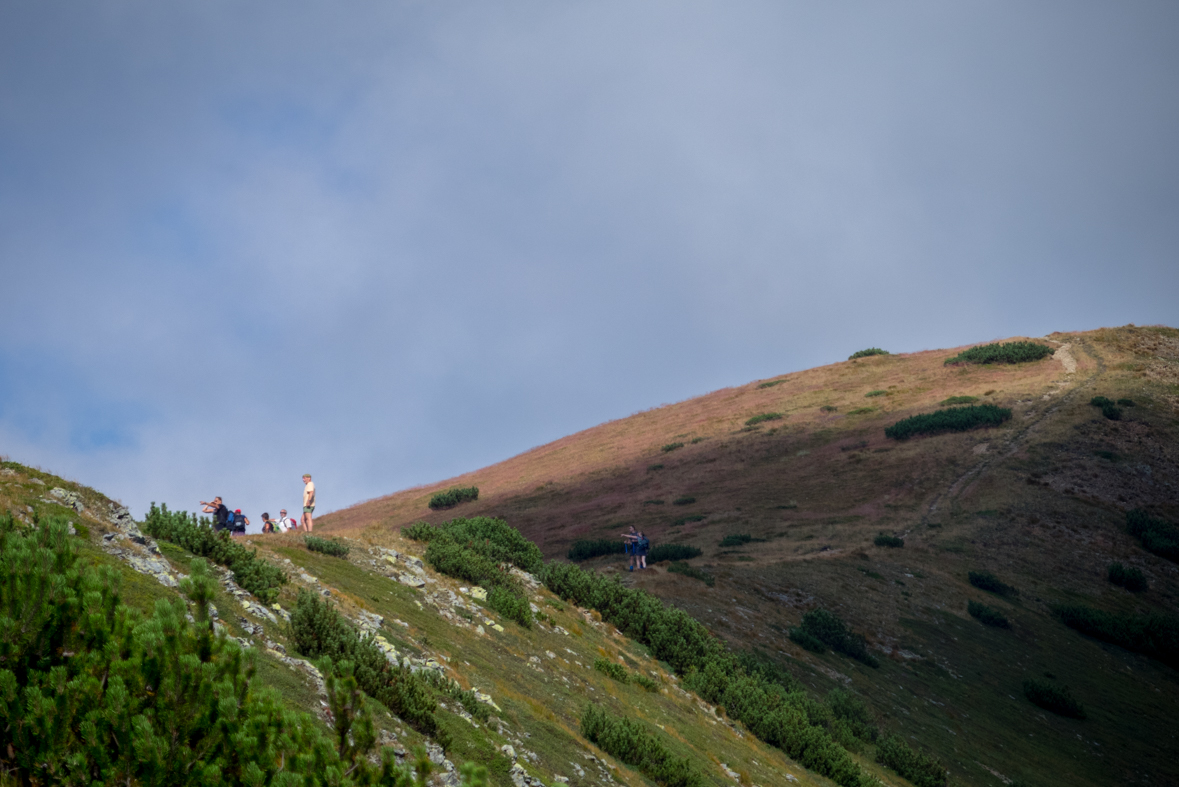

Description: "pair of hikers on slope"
200 474 316 536
622 526 650 571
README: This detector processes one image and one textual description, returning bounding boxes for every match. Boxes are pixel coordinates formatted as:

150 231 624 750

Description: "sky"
1 2 1177 531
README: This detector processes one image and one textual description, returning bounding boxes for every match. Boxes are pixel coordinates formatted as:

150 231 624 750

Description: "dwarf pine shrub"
633 673 661 692
875 735 947 787
798 610 879 667
667 561 715 586
673 496 696 505
940 395 978 405
864 390 887 398
1053 603 1179 668
827 688 878 743
848 348 889 360
1118 398 1135 407
0 515 430 786
745 413 783 426
428 485 479 510
1108 562 1148 592
944 341 1053 365
305 534 350 557
487 585 532 628
1023 678 1085 719
1126 509 1179 561
143 503 287 603
662 442 685 453
874 533 904 548
720 533 754 548
542 562 871 787
673 515 706 526
885 405 1012 440
968 600 1010 628
594 657 629 683
758 379 785 389
968 570 1017 596
567 539 627 561
789 626 827 654
648 544 703 562
580 706 705 787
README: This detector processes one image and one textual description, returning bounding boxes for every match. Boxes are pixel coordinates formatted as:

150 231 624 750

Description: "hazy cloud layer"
2 2 1177 528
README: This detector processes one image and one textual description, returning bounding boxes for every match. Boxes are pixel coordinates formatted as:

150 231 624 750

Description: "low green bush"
428 485 479 510
648 544 702 562
667 561 715 587
968 570 1016 596
487 585 532 628
1117 398 1136 407
1126 509 1179 561
305 534 350 557
798 610 879 668
673 496 696 506
827 689 878 743
820 405 838 412
633 673 661 692
594 657 629 683
848 348 889 360
647 463 664 472
414 516 543 573
940 395 978 405
864 390 887 398
401 521 437 541
418 668 491 723
875 735 947 787
567 539 628 561
289 590 439 735
847 407 875 415
580 706 705 787
1053 603 1179 668
1108 562 1148 592
968 600 1010 628
885 404 1012 440
643 499 666 505
673 515 706 526
944 341 1053 365
874 533 903 548
1023 678 1085 719
789 627 827 654
0 515 434 787
661 442 685 453
745 413 783 426
758 379 785 389
143 503 287 603
720 533 755 548
1102 404 1122 420
1090 396 1113 408
542 563 871 787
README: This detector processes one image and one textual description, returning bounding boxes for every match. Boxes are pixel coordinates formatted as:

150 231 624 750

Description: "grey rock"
49 487 84 513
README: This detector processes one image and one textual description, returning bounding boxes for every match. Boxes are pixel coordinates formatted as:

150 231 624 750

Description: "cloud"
1 1 1177 525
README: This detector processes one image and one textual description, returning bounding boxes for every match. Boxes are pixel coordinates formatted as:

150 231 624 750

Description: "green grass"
847 407 875 416
944 341 1054 365
864 390 888 398
667 561 715 587
885 404 1012 440
672 515 705 526
820 405 838 413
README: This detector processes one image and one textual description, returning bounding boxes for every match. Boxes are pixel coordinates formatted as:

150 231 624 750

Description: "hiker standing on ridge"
637 531 650 570
278 508 295 532
621 525 639 571
302 474 316 532
200 497 230 532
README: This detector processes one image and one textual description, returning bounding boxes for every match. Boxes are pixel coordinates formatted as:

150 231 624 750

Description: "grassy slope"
0 462 900 787
324 326 1179 787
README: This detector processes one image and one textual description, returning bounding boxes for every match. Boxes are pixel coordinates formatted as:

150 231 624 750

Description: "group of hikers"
622 525 650 570
199 474 316 537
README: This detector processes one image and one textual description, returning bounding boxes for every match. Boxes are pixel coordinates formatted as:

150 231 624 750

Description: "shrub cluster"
884 404 1012 440
1090 396 1122 420
404 517 539 627
305 534 351 557
745 413 783 426
1053 603 1179 668
758 379 785 389
720 533 762 548
672 496 696 506
143 503 287 603
968 570 1016 596
874 533 903 548
847 407 875 415
667 561 715 587
848 348 889 360
289 590 439 734
649 544 703 562
827 689 878 744
944 341 1054 365
1108 562 1148 592
672 515 706 526
940 395 978 405
1126 509 1179 561
789 626 827 654
0 514 433 787
875 735 947 787
864 390 887 398
580 706 705 787
1118 398 1135 407
542 563 871 787
428 486 479 510
790 610 879 668
967 600 1010 628
1023 678 1085 719
567 539 628 561
593 657 629 682
661 442 685 453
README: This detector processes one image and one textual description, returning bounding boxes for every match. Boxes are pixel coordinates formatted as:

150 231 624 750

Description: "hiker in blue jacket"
622 526 639 571
636 532 650 570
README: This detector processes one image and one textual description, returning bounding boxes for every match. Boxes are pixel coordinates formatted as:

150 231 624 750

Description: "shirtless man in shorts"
302 474 316 532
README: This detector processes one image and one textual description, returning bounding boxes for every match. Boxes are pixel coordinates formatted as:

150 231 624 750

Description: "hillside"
324 325 1179 787
0 460 910 787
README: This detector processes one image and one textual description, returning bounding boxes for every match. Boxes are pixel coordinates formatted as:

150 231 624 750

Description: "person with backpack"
278 508 295 532
200 497 230 532
636 531 650 570
231 509 249 537
621 526 639 571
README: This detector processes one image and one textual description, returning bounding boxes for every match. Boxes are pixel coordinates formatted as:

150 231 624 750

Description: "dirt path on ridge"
919 340 1103 526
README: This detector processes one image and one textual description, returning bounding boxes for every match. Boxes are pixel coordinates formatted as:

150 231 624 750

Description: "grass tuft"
667 561 715 586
